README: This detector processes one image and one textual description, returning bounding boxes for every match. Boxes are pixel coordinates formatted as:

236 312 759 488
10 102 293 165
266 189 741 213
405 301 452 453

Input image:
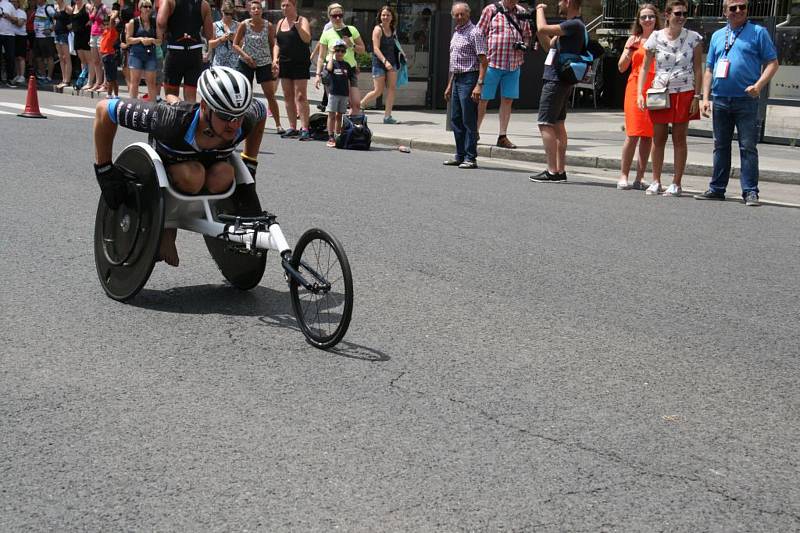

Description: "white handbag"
646 86 670 110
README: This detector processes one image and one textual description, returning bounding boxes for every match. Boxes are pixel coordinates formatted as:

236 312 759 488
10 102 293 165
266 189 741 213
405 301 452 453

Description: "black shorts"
237 60 274 84
73 31 90 51
537 79 572 125
33 37 56 59
102 54 118 82
14 35 27 58
164 47 203 88
279 60 311 80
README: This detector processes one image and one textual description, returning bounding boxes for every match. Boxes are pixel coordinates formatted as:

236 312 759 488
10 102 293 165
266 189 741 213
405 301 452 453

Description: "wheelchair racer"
93 66 267 267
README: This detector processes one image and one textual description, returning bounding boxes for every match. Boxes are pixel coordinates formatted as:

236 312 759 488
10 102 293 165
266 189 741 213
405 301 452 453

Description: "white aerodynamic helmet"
197 66 253 117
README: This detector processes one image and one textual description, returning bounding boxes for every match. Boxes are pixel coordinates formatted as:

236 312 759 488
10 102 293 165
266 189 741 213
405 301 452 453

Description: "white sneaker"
14 75 25 84
617 179 631 190
662 184 682 197
645 182 663 195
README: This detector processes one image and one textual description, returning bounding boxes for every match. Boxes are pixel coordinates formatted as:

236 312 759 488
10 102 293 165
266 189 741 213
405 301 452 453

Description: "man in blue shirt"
695 0 778 206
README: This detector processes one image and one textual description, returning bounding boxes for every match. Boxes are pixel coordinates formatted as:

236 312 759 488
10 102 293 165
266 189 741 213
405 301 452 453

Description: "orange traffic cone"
18 76 46 119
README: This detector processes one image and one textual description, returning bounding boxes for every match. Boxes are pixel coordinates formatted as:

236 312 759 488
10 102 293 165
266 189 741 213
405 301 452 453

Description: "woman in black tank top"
360 6 401 124
273 0 312 139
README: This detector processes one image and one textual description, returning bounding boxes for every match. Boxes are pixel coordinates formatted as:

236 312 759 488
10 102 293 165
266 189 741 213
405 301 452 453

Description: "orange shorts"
648 90 700 124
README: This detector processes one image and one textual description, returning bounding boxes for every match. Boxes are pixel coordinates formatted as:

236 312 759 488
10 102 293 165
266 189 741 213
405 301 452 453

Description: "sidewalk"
61 80 800 189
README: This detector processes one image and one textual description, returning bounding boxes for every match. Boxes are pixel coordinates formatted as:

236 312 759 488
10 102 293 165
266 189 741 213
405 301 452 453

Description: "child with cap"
321 39 356 147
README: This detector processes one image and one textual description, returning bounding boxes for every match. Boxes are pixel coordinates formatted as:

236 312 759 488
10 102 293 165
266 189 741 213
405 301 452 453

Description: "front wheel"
289 228 353 349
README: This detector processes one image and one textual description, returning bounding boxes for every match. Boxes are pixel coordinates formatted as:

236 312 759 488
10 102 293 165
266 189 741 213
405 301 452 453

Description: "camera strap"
493 2 525 41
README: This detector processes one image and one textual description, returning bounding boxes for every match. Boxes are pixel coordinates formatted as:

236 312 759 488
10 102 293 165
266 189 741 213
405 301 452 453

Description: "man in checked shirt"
476 0 533 149
443 2 487 169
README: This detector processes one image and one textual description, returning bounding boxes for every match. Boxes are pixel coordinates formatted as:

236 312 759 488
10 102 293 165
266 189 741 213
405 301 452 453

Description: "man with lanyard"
157 0 214 102
529 0 585 183
92 66 267 266
695 0 778 206
476 0 532 149
444 2 487 169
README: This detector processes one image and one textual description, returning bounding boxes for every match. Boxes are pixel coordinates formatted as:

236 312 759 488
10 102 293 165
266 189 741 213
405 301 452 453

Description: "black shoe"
744 191 760 206
529 170 565 183
693 189 725 201
458 160 478 169
443 159 463 166
316 103 326 112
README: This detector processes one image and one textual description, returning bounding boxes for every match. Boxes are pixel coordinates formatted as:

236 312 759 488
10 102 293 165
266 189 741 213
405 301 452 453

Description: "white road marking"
52 105 97 115
0 101 92 118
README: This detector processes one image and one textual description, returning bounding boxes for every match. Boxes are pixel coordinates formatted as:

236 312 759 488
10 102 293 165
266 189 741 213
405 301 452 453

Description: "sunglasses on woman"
639 14 656 20
330 13 343 19
728 4 747 12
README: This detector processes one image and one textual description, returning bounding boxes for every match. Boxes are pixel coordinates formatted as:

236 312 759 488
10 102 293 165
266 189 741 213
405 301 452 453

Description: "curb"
49 85 800 186
373 135 800 186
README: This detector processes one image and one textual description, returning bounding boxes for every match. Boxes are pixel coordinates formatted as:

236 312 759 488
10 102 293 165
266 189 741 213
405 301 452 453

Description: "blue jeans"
711 96 760 196
450 71 479 163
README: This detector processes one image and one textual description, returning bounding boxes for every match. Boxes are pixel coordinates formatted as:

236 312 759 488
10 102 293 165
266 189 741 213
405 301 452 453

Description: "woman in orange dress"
617 4 660 190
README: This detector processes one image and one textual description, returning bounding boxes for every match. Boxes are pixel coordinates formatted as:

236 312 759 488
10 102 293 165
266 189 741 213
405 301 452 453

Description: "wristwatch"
477 79 484 85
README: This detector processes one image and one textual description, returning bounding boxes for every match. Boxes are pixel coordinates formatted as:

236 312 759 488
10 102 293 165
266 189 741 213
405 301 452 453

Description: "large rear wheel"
289 228 353 349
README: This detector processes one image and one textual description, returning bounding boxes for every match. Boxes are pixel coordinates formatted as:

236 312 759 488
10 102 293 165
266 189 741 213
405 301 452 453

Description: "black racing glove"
242 156 258 181
94 162 127 210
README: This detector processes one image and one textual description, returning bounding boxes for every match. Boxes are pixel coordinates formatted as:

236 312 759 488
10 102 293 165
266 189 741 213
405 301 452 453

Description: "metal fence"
603 0 789 22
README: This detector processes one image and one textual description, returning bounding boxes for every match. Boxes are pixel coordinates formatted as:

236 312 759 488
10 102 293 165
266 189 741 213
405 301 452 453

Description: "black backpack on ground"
336 114 371 150
308 112 329 141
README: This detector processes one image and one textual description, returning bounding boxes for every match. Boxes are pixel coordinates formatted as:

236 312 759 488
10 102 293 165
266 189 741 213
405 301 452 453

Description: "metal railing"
602 0 790 22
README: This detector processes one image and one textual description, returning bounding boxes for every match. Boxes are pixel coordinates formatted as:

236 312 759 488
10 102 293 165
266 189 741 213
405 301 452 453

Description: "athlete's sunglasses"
215 110 244 123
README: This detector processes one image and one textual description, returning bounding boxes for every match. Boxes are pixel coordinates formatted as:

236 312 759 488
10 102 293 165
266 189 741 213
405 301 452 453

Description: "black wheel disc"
204 183 267 290
289 228 353 349
93 145 164 302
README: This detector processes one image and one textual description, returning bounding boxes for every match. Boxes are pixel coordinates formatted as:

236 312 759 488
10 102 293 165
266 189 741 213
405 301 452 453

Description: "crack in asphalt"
387 372 800 524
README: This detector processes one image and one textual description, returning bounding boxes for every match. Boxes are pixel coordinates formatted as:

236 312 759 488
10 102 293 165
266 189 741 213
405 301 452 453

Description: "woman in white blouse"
637 0 703 197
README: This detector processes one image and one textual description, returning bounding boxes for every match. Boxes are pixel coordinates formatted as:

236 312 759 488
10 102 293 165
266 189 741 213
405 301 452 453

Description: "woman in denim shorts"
52 0 72 88
360 6 401 124
125 0 159 99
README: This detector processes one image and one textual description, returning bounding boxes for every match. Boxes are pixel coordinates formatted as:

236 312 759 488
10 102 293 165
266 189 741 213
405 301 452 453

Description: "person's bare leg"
498 97 513 136
261 80 282 129
554 121 567 173
538 123 559 174
205 161 235 193
128 69 141 98
619 135 638 183
183 85 197 103
477 99 488 132
294 80 309 129
384 70 397 118
651 124 668 186
635 137 652 183
671 122 688 186
144 71 157 101
348 84 361 115
159 161 206 266
361 75 384 109
281 78 298 130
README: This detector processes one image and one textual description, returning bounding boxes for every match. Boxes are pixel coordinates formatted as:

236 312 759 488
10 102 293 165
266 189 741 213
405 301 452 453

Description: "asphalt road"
1 88 799 531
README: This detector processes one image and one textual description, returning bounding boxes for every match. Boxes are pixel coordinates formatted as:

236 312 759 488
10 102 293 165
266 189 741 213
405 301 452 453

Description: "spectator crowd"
0 0 781 204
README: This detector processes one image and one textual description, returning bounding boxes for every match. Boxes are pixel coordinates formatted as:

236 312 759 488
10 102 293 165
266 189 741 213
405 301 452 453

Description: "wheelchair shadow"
132 284 390 362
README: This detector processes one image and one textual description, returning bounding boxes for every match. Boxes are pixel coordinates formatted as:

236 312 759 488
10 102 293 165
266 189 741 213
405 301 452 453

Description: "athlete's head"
198 66 253 139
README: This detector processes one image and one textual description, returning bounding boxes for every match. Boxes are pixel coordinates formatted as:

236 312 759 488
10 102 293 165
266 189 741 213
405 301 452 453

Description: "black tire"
204 183 267 290
289 228 353 349
94 145 165 302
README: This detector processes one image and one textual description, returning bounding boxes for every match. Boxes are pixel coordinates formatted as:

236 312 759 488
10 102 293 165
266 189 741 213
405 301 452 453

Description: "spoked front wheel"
289 228 353 349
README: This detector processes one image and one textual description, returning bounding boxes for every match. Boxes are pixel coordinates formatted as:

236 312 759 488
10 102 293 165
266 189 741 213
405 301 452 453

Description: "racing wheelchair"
93 142 353 349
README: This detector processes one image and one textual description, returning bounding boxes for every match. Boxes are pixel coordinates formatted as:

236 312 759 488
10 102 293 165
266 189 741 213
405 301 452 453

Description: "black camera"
513 41 529 51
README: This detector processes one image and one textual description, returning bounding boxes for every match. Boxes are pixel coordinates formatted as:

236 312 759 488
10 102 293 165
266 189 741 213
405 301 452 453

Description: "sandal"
275 126 286 135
